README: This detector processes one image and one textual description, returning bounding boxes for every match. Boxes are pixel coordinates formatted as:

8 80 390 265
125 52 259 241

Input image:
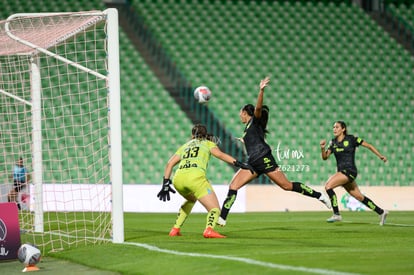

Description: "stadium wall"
245 185 414 212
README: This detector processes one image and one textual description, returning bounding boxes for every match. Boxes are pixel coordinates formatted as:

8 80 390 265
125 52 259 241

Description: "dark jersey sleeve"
352 135 364 147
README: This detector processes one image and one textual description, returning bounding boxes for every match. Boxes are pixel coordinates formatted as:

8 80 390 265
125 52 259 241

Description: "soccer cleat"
318 194 331 209
169 227 182 237
326 214 342 223
203 227 226 238
379 210 389 226
217 217 227 227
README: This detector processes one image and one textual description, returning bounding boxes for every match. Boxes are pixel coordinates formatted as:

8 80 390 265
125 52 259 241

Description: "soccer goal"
0 9 123 252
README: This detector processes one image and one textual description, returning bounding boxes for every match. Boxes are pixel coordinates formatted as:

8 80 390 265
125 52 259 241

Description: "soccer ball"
17 243 41 266
194 86 212 103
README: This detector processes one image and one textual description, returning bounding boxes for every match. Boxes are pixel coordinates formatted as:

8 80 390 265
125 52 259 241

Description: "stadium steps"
368 2 414 55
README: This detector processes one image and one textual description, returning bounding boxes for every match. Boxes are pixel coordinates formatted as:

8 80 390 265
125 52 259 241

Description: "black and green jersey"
328 135 363 173
242 116 271 162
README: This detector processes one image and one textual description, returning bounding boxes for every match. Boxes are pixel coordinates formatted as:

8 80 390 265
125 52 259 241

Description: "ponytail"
261 105 269 135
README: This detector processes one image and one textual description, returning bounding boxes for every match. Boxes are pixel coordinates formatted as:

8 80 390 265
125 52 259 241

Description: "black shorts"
14 180 26 192
339 169 357 183
249 153 279 176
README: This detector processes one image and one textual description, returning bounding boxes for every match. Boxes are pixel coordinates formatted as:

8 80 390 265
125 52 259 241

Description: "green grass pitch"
5 211 414 274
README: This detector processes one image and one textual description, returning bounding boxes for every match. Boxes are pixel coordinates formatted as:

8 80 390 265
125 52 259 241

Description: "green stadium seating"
1 0 413 186
129 0 413 186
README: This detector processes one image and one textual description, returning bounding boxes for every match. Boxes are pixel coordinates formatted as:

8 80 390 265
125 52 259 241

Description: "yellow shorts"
172 172 213 200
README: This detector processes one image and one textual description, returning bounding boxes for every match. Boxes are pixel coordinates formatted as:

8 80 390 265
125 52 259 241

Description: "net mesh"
0 11 113 252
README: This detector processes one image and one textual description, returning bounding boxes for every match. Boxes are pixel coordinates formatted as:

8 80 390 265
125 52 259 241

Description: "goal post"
0 8 124 251
106 8 124 245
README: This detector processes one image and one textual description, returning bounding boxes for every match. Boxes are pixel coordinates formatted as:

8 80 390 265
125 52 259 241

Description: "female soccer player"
218 77 331 227
320 121 388 225
158 124 252 238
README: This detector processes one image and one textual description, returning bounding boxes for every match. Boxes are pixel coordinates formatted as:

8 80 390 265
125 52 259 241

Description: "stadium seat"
1 0 412 186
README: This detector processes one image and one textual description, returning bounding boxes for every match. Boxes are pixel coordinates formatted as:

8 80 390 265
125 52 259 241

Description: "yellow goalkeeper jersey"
174 138 217 175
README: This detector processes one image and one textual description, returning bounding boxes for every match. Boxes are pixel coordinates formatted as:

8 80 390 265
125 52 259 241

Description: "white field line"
49 220 413 275
49 231 359 274
123 241 360 275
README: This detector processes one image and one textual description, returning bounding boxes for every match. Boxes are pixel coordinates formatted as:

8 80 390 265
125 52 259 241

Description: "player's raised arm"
254 76 270 118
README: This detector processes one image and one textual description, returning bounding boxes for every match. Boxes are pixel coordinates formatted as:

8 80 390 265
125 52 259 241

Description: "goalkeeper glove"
234 160 255 174
157 178 176 202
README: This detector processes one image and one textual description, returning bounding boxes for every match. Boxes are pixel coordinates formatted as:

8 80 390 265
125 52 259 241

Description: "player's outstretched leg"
291 182 331 209
268 170 330 209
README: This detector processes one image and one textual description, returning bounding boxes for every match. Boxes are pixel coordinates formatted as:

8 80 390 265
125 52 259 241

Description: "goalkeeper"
157 124 252 238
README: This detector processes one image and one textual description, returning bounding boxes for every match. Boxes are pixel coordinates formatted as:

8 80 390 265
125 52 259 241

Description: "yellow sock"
174 200 195 228
206 208 220 229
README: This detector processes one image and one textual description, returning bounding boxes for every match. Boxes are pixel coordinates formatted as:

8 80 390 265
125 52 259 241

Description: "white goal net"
0 9 123 252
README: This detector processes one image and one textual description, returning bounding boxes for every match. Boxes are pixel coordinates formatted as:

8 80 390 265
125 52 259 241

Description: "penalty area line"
123 241 360 275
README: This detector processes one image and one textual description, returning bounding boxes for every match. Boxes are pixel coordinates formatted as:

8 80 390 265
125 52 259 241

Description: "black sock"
361 196 384 215
326 189 340 215
220 189 238 220
291 182 321 198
